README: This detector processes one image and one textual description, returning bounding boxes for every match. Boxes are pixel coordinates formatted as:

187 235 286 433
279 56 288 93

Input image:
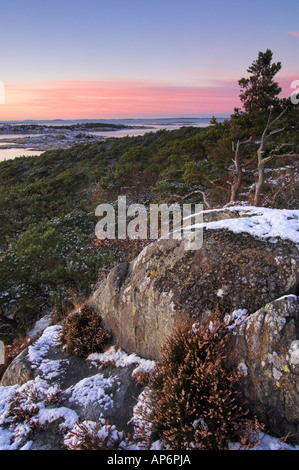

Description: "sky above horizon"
0 0 298 120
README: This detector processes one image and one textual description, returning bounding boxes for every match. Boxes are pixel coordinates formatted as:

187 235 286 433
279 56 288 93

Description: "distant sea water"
0 117 225 162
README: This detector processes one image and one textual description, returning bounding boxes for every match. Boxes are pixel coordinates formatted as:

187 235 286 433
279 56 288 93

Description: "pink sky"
0 75 296 120
287 31 299 37
1 1 298 121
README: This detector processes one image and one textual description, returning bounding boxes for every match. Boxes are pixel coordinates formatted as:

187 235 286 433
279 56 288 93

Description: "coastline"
0 118 215 161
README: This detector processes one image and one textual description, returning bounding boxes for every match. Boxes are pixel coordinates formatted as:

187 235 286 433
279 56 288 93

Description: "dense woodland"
0 49 298 345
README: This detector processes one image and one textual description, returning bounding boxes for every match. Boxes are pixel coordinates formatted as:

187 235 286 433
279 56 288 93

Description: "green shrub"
0 210 114 334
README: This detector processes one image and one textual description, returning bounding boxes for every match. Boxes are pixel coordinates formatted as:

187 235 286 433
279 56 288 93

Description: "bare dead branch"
171 189 212 209
269 153 299 159
268 127 286 137
0 307 18 329
268 106 288 130
260 154 274 166
241 156 256 167
254 106 289 206
229 136 252 202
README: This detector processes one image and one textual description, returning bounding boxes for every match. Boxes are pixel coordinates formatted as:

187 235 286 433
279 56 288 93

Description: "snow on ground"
184 206 299 246
66 373 117 410
231 433 299 451
225 309 249 330
63 418 138 450
37 406 78 430
28 313 52 339
37 358 68 381
28 324 62 366
27 324 67 381
0 384 19 416
0 326 156 450
1 304 299 449
88 345 156 379
88 346 142 368
0 376 78 450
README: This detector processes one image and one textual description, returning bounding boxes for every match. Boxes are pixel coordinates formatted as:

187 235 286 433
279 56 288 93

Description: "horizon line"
0 115 230 123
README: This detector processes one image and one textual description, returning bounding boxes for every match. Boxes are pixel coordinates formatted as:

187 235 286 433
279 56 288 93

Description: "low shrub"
1 378 61 428
61 302 110 357
132 309 262 450
132 370 152 388
64 419 130 450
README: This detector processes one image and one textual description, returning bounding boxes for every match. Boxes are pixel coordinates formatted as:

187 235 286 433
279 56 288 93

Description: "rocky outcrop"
0 326 142 435
0 325 145 449
1 206 299 446
90 207 299 362
229 294 299 442
88 206 299 440
0 349 35 387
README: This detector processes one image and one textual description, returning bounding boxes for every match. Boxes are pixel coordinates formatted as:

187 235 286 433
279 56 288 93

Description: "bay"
0 117 222 161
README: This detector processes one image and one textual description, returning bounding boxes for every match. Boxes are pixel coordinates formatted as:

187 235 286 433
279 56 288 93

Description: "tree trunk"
230 138 252 203
254 163 265 206
252 107 288 206
253 126 267 206
230 160 242 203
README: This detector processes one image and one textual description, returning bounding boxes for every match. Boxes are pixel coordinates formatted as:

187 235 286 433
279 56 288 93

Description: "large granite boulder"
0 325 145 449
90 207 299 361
229 294 299 442
88 207 299 440
2 206 298 445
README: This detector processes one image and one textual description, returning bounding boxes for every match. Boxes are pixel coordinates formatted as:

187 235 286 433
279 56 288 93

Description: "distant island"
0 121 149 134
0 121 152 152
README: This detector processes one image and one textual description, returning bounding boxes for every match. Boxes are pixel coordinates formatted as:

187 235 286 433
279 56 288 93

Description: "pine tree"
238 49 282 115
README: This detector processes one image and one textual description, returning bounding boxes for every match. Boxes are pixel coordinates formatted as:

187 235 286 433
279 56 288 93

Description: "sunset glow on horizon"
0 75 297 121
0 78 242 120
0 0 298 120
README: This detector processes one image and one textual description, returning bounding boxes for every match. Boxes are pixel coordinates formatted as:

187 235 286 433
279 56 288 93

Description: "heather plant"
64 419 130 450
0 378 61 428
61 302 110 357
0 378 62 448
132 309 262 450
132 369 152 388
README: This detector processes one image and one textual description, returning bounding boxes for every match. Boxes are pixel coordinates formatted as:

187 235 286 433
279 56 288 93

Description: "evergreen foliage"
0 49 298 342
238 49 282 115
